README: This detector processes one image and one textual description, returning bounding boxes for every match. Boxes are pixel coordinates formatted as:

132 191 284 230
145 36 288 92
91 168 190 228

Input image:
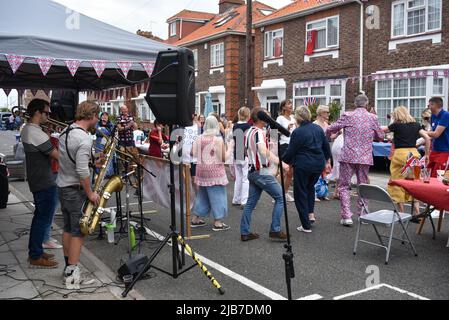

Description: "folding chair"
353 184 418 265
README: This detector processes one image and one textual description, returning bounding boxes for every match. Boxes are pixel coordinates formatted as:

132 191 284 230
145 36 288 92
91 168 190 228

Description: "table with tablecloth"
389 178 449 246
373 142 392 158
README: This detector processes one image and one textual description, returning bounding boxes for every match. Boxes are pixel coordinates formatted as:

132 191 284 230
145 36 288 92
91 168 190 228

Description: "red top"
148 128 168 158
50 136 59 173
389 178 449 211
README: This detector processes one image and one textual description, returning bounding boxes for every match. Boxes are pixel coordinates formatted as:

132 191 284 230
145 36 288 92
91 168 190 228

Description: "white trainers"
43 241 63 249
63 265 97 289
340 218 354 226
297 226 312 233
285 193 295 202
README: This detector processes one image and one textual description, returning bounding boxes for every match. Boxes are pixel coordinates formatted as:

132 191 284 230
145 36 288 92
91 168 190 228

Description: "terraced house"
167 0 275 118
253 0 448 125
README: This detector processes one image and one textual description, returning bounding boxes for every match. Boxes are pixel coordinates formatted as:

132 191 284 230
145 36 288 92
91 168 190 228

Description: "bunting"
36 57 55 76
65 60 82 77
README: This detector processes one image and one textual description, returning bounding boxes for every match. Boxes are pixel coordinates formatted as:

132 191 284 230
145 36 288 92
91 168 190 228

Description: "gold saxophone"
80 131 124 236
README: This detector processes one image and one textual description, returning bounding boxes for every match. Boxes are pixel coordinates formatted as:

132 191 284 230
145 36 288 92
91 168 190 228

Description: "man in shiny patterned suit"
327 94 384 226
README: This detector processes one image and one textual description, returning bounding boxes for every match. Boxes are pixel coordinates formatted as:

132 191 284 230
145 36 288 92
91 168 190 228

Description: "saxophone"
80 131 124 236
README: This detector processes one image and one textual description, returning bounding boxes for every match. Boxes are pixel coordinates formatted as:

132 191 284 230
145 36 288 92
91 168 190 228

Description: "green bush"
328 100 342 123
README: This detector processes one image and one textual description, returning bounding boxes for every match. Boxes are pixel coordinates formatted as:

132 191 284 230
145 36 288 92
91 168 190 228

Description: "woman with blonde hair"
383 106 431 220
231 107 251 208
191 116 230 231
276 100 296 202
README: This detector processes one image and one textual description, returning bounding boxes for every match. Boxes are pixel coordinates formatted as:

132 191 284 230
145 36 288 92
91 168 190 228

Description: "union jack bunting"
303 97 317 107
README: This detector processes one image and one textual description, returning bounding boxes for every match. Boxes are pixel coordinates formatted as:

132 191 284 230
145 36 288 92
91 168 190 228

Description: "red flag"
273 38 282 58
305 30 317 55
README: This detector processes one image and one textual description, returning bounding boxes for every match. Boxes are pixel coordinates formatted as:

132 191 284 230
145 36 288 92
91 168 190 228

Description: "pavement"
1 130 449 301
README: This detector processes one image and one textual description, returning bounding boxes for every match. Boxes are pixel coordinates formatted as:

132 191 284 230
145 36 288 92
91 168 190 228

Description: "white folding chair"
354 184 418 265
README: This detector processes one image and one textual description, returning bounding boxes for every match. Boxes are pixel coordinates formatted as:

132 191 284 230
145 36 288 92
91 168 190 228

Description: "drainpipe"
356 0 364 93
180 18 183 40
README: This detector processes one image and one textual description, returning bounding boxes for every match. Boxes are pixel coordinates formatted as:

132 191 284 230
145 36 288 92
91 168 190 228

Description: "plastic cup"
105 224 115 243
123 274 133 290
421 168 431 184
437 170 445 182
413 166 421 181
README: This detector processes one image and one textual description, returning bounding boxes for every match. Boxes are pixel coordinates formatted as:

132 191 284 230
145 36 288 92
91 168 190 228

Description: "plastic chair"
354 184 417 265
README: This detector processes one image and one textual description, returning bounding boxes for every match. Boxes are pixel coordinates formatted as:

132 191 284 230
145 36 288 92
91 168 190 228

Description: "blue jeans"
28 185 58 259
194 185 228 220
43 174 59 243
241 171 284 235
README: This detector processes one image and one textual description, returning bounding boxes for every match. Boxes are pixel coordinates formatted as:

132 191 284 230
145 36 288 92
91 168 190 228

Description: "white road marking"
132 223 287 300
333 283 429 300
297 294 323 300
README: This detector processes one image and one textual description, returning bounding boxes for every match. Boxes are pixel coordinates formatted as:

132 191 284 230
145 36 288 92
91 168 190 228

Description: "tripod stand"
122 125 224 297
274 129 295 301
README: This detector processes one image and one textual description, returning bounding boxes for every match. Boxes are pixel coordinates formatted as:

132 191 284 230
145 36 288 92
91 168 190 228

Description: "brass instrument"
12 106 68 133
80 130 124 235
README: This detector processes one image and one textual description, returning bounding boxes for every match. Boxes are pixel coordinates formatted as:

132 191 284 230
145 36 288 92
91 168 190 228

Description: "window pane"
433 78 443 95
327 17 338 46
315 98 327 106
264 32 270 57
428 0 442 30
393 99 409 108
330 84 341 96
377 81 392 98
377 100 391 126
407 8 425 35
308 20 326 30
193 50 198 70
294 98 304 107
410 99 426 119
393 3 405 36
315 29 326 49
393 79 408 97
410 78 426 96
311 86 325 96
273 37 283 57
408 0 425 8
295 87 308 97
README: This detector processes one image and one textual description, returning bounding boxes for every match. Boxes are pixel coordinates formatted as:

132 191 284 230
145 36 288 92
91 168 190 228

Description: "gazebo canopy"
0 0 175 91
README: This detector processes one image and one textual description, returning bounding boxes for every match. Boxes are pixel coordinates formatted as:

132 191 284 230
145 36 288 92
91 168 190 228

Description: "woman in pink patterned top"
191 116 230 231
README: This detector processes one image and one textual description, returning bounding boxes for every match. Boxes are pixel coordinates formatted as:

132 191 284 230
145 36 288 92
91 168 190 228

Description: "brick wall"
254 3 362 110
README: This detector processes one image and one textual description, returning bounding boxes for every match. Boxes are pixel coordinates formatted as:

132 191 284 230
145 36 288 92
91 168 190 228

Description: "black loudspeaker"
117 254 149 280
146 48 195 127
50 90 78 122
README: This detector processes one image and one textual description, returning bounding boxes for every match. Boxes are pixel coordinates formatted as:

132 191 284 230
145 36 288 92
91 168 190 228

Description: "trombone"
12 106 69 133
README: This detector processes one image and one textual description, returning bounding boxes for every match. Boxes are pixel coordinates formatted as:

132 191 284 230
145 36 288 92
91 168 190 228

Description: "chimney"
219 0 245 14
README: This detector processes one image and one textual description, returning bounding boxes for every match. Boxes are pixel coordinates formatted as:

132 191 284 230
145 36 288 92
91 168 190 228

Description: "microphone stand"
274 128 295 301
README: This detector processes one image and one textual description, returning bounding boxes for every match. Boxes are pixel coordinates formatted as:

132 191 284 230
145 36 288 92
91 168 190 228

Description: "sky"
0 0 292 109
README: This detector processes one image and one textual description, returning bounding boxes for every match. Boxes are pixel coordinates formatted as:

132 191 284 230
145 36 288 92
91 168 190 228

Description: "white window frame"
305 15 339 52
292 80 346 111
391 0 442 39
210 43 224 68
375 73 448 126
192 49 198 71
264 28 284 59
169 21 177 37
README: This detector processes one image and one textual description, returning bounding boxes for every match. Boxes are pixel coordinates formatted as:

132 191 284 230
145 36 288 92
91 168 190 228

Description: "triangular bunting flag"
30 89 38 96
445 70 449 78
141 61 155 77
91 60 107 78
36 57 55 76
117 61 133 78
3 88 12 96
43 89 51 98
65 60 82 77
6 54 26 74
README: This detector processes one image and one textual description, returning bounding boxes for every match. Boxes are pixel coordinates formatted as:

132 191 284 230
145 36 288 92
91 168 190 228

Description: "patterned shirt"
327 108 384 166
118 115 135 147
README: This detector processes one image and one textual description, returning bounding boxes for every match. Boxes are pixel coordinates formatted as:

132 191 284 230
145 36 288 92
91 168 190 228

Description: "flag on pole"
401 152 418 176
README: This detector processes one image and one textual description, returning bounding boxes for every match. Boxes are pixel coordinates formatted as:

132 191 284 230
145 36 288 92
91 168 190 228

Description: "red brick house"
169 0 275 119
253 0 448 125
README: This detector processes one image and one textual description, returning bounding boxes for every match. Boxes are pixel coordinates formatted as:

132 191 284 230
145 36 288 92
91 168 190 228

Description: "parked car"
0 112 13 130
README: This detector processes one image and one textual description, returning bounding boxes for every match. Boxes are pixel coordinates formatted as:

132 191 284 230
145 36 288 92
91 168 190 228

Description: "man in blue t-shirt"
427 97 449 177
